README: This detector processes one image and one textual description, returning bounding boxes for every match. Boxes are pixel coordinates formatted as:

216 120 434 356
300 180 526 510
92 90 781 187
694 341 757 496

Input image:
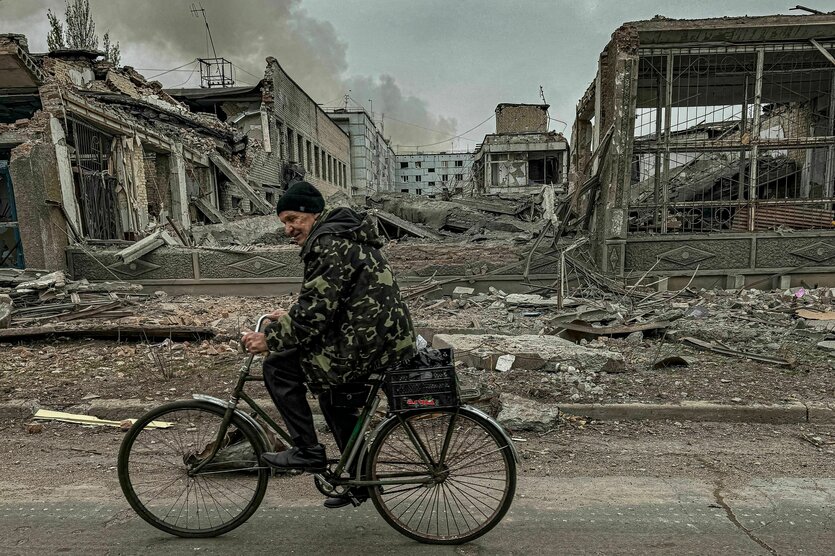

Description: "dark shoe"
262 444 326 472
324 488 369 509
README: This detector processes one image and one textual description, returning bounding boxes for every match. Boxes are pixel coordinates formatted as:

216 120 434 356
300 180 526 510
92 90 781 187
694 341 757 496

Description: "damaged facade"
572 14 835 287
394 151 473 197
325 107 395 195
473 103 569 195
0 34 351 272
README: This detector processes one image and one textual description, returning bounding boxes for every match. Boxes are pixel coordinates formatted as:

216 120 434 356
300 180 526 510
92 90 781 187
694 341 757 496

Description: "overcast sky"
2 0 833 151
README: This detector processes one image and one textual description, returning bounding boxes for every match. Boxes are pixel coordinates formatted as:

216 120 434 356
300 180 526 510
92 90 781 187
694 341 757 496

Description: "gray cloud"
3 0 457 148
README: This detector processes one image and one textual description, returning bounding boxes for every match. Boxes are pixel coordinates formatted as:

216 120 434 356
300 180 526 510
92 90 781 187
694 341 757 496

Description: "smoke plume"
2 0 457 150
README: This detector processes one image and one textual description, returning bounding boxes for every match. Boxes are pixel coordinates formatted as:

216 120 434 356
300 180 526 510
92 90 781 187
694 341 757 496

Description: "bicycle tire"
366 407 516 544
118 400 270 538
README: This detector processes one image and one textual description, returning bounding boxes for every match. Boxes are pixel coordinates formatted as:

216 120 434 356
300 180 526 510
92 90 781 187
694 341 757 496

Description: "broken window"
442 174 449 181
0 160 24 268
428 182 435 187
297 133 304 167
455 160 463 167
400 188 409 193
66 118 120 240
415 161 422 168
400 162 408 168
231 196 243 209
528 155 560 185
455 174 463 180
415 188 422 195
415 175 421 182
402 175 408 182
286 127 295 161
306 141 313 172
428 168 435 173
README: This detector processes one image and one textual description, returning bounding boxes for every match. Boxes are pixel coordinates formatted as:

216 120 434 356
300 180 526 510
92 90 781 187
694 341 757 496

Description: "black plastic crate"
384 348 460 412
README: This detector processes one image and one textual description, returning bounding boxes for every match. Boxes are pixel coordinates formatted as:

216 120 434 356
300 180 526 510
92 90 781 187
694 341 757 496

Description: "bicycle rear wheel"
366 408 516 544
118 400 269 538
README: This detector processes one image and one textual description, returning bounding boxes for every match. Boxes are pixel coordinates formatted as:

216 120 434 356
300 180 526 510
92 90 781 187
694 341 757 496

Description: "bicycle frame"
189 314 442 488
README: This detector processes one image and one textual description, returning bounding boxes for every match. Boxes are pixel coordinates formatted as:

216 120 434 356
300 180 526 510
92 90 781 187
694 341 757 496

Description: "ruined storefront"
0 33 353 276
572 15 835 287
473 104 569 195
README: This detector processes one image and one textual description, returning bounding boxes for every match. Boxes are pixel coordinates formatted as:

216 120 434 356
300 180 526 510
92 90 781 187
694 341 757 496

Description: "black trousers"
262 349 360 452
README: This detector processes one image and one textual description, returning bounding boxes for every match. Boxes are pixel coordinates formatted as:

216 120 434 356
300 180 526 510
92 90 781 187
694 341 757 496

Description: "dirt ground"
2 288 834 408
0 418 832 500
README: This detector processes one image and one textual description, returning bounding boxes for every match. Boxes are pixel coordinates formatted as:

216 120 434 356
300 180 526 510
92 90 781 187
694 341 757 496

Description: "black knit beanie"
275 181 325 214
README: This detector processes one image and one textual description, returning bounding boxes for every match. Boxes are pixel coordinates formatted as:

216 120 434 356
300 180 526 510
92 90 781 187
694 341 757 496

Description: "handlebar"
254 314 272 334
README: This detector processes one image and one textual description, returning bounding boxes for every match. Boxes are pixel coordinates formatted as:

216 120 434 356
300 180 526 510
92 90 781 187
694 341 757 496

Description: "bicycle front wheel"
366 408 516 544
118 400 269 538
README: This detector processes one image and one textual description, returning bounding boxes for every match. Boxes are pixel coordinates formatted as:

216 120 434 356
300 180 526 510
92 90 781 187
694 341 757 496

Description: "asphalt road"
0 475 832 555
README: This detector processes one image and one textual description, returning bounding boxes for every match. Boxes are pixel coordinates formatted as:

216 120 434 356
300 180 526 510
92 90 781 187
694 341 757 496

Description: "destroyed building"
394 151 473 197
472 103 569 195
325 107 396 195
0 33 352 275
168 58 352 203
571 14 835 288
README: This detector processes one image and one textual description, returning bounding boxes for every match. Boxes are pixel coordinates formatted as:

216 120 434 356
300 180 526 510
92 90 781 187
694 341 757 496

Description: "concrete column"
49 116 82 236
8 141 69 270
169 143 191 229
597 42 639 275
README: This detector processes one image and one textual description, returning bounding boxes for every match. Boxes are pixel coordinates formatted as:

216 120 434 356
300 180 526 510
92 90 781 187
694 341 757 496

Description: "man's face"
278 210 319 246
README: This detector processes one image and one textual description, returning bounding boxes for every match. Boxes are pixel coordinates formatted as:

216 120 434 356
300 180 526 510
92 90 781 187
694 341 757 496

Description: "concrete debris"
0 294 11 328
495 354 516 372
114 230 172 264
432 333 625 372
681 337 793 367
452 286 475 298
497 393 561 432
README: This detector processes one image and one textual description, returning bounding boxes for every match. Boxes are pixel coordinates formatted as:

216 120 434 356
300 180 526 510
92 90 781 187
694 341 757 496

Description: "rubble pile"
367 192 542 243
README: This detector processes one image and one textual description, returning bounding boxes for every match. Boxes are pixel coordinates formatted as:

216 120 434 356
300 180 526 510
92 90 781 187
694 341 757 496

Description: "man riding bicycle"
241 181 416 508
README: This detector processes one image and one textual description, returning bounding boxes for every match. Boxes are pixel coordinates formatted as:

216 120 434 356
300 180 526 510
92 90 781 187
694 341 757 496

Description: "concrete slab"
432 333 625 372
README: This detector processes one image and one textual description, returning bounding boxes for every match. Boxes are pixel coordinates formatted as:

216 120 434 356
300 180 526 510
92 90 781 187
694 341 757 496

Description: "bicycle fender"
191 394 271 452
361 406 521 471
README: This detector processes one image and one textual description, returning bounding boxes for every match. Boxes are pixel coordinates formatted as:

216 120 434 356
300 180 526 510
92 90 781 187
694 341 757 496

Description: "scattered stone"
0 294 11 328
495 354 516 372
452 286 475 298
816 341 835 351
25 423 43 434
497 394 560 432
626 331 643 344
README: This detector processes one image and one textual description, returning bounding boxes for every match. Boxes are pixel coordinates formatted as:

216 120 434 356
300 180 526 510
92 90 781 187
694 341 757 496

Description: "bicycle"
118 315 519 544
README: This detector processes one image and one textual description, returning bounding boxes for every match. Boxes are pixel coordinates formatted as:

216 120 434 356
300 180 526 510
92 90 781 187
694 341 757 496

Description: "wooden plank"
0 325 215 342
33 409 171 429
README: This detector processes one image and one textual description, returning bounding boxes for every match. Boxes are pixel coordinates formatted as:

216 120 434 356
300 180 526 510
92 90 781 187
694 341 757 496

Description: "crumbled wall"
495 104 549 134
8 140 68 270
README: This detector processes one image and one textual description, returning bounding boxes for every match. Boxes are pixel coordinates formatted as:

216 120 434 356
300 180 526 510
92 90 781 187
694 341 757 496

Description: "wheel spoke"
119 403 269 536
369 410 515 543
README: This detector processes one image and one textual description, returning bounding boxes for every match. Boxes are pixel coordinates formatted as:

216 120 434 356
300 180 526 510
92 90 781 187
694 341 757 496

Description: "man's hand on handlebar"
240 310 286 354
241 330 268 354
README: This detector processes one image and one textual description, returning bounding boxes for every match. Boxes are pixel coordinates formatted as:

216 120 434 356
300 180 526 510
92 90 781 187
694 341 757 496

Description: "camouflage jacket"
264 207 416 388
